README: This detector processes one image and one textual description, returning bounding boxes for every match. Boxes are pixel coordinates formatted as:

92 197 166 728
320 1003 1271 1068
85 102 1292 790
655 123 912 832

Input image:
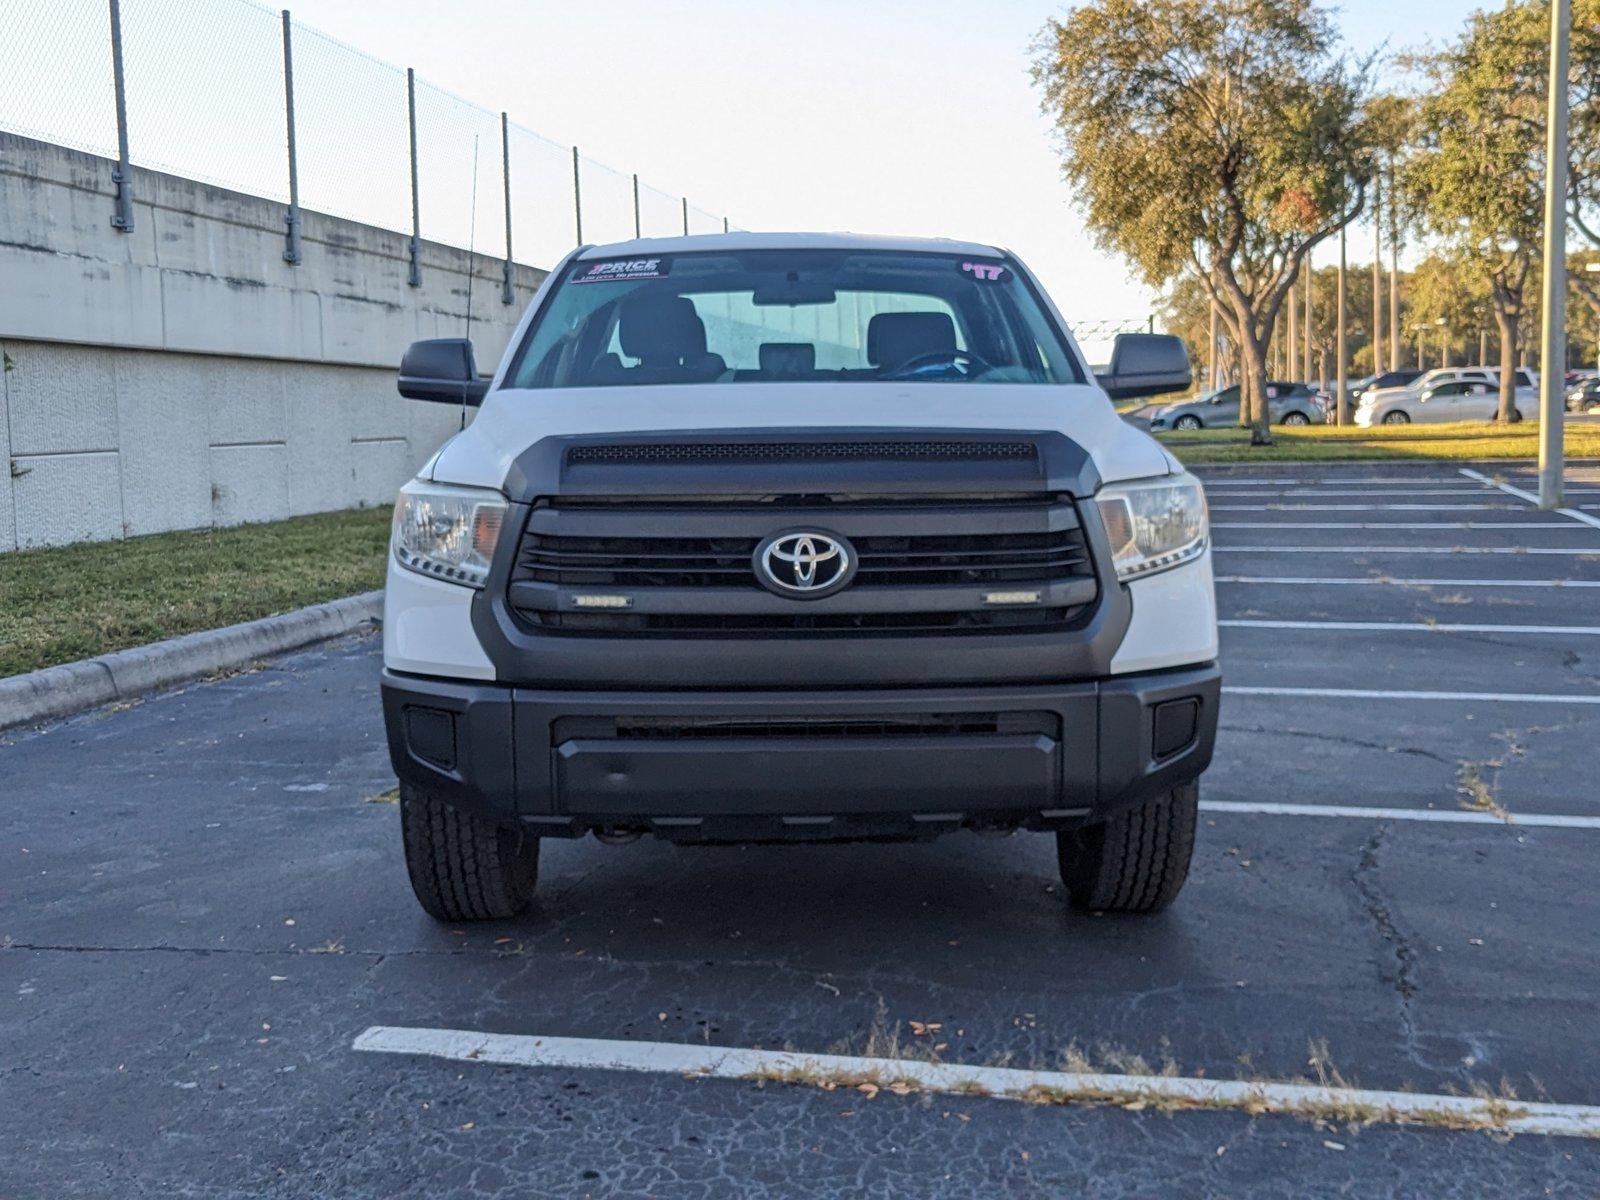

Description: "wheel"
1282 411 1311 426
400 782 540 921
1057 782 1198 914
1380 409 1411 425
1173 414 1203 431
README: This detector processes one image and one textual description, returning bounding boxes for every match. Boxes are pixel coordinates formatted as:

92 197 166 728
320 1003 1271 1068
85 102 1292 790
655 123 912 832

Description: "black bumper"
381 664 1220 842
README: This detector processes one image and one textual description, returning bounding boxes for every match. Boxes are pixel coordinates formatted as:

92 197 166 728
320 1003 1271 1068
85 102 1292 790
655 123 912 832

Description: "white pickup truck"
382 233 1218 921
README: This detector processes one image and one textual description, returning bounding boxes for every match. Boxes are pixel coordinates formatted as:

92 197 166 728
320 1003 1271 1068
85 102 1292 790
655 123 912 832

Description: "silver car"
1148 382 1325 430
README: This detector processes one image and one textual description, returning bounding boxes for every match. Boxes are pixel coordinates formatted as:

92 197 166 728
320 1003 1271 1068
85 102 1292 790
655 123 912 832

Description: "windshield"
503 249 1082 389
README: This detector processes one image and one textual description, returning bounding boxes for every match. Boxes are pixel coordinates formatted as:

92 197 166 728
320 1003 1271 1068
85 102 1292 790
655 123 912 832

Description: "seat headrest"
866 311 957 368
619 294 707 363
759 342 816 376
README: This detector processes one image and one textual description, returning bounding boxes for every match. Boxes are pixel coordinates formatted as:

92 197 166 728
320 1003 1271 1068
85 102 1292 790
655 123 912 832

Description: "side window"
1514 370 1533 388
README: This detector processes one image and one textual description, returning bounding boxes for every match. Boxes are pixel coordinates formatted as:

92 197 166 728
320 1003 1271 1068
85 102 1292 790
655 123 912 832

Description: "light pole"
1435 316 1448 367
1537 0 1571 508
1410 322 1428 368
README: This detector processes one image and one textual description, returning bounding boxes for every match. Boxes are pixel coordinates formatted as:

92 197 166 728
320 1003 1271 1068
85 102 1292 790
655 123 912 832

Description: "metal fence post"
681 197 689 237
280 10 302 264
405 67 421 286
632 173 641 239
107 0 135 231
723 216 729 234
571 147 583 245
500 113 514 304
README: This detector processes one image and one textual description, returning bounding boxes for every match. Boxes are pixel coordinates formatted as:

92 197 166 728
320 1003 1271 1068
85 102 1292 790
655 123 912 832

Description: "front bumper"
381 663 1220 842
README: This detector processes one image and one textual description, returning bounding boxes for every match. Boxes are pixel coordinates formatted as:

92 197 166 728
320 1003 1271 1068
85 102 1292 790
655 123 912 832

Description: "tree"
1560 1 1600 339
1403 2 1580 422
1407 251 1491 366
1032 0 1373 444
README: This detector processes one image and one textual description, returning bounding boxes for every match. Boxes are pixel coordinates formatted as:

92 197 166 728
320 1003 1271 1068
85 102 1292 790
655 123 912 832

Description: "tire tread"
400 783 538 921
1057 783 1198 913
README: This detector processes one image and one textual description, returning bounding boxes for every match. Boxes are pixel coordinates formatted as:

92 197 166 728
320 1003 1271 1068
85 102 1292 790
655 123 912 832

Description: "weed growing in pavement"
744 1025 1545 1137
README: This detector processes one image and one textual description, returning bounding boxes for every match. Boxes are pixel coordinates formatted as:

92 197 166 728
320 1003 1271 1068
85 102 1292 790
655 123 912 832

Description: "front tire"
1057 783 1198 913
1381 409 1411 425
400 783 540 921
1282 411 1311 426
1173 415 1203 431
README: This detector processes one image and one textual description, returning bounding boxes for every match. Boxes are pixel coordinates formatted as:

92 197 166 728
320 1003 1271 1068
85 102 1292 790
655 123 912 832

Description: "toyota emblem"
754 530 856 598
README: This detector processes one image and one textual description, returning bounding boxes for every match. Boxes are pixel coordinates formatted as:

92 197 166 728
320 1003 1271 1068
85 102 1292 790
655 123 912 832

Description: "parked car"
1350 376 1536 432
1350 369 1423 404
1568 377 1600 413
384 232 1218 920
1147 381 1325 430
1355 369 1537 425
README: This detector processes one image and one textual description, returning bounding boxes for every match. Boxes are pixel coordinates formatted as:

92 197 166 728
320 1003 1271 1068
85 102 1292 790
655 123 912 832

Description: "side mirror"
1096 333 1192 400
398 338 490 405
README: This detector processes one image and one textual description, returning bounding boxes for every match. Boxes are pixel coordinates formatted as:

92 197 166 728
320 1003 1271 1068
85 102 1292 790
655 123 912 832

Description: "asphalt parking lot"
5 461 1600 1197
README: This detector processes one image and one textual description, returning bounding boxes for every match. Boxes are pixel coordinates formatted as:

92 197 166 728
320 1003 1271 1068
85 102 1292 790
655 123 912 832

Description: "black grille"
508 496 1099 636
567 440 1038 466
517 530 1088 589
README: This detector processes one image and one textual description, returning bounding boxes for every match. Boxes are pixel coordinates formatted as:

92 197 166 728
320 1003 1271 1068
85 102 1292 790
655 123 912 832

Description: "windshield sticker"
961 261 1007 282
574 257 671 283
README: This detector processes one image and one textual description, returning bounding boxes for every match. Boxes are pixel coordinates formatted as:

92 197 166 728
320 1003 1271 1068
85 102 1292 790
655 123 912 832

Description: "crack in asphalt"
1350 822 1424 1069
1218 724 1452 765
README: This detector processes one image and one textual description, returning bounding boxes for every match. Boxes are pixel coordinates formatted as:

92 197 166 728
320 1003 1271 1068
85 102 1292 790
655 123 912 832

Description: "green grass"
0 507 391 678
1156 421 1600 464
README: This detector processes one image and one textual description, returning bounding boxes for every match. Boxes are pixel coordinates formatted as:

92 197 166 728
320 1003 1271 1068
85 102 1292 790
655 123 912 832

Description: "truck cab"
382 233 1218 921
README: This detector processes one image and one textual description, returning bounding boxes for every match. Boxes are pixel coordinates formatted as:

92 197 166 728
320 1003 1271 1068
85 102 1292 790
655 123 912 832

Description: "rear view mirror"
752 283 837 306
1096 333 1192 400
398 338 490 405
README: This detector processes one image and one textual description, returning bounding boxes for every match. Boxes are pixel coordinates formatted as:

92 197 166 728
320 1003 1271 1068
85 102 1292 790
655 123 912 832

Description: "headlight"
1095 474 1208 582
391 479 507 588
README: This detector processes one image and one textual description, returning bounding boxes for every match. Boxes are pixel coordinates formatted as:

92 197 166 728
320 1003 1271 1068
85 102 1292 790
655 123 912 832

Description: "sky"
266 0 1486 355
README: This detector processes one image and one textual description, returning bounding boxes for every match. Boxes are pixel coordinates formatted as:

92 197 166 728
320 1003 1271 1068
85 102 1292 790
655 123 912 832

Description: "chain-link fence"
0 0 738 275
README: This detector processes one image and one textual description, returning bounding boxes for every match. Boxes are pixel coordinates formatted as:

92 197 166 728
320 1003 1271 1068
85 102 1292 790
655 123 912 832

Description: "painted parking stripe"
1216 575 1600 588
1201 800 1600 830
351 1026 1600 1138
1225 685 1600 704
1213 521 1570 529
1215 545 1600 555
1220 618 1600 635
1207 488 1589 497
1210 503 1519 511
1459 467 1600 531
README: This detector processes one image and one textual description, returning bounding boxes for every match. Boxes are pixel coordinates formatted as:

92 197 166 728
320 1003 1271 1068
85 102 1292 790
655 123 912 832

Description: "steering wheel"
882 348 995 380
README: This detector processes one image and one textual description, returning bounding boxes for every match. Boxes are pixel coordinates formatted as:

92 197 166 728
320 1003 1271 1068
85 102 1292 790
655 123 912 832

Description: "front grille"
508 495 1099 637
517 529 1088 589
567 440 1038 466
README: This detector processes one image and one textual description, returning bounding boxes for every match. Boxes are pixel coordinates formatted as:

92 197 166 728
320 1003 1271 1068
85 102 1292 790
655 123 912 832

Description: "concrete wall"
0 131 548 552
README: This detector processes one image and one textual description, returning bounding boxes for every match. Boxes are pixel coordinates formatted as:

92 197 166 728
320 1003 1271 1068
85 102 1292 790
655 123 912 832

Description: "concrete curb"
0 590 383 733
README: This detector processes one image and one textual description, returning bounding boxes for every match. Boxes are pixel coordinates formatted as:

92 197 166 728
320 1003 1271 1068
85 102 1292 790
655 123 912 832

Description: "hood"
429 383 1175 492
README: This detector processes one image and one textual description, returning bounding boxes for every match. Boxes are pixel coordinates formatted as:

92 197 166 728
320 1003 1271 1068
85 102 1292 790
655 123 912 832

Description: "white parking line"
1215 546 1600 555
351 1026 1600 1138
1220 618 1600 635
1201 800 1600 830
1225 685 1600 704
1213 521 1567 529
1217 575 1600 587
1459 468 1600 531
1210 503 1518 511
1208 488 1571 497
